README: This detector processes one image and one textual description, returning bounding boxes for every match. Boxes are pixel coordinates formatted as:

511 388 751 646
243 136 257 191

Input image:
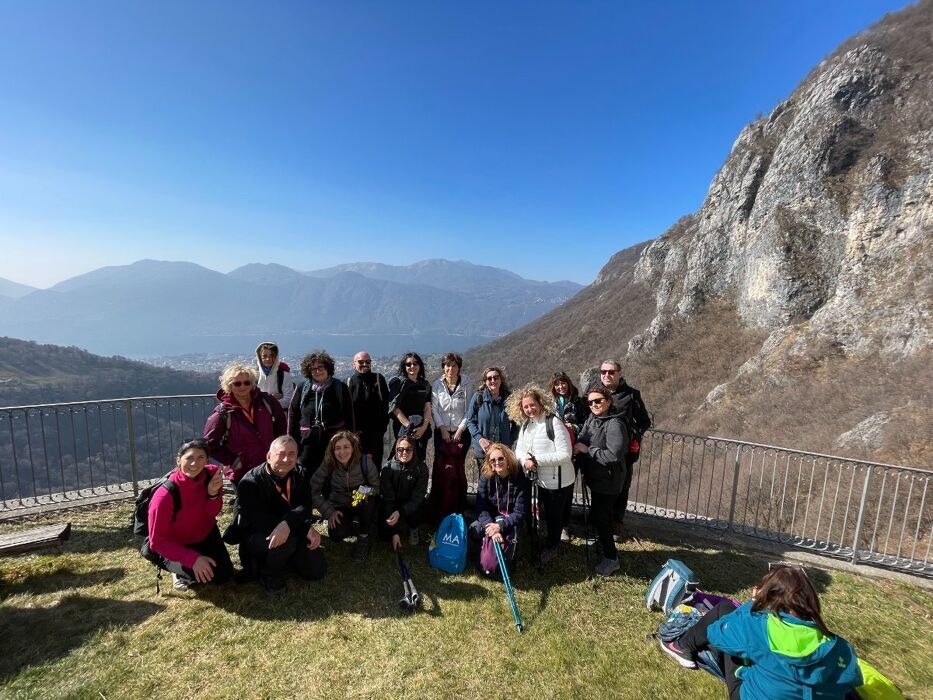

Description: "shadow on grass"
0 566 126 599
0 594 163 681
65 524 138 555
202 541 487 622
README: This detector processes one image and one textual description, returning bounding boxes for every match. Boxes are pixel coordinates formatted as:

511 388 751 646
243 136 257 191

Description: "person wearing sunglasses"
469 443 527 577
204 361 287 484
660 565 861 700
466 366 518 476
379 435 429 549
573 385 629 577
288 350 355 477
387 352 433 461
346 351 390 469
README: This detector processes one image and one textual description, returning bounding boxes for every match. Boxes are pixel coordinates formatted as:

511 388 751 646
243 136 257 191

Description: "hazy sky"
0 0 912 289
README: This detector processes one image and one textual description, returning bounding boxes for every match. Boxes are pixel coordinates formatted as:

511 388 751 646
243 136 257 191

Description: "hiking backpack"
645 559 698 615
429 512 468 574
131 474 182 536
218 394 277 449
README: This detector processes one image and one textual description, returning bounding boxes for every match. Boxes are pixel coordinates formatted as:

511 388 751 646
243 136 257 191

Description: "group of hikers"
139 342 877 699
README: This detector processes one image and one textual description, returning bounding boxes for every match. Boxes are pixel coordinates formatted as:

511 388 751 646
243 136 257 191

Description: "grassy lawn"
1 503 931 699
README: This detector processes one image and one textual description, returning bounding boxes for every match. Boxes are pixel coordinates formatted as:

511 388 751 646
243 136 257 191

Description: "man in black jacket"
236 435 327 595
347 351 390 469
595 359 651 540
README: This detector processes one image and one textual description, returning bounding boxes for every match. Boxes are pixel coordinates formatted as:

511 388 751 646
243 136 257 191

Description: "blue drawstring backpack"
429 513 467 574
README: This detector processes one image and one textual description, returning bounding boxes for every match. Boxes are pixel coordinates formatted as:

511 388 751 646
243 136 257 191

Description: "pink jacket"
147 465 223 569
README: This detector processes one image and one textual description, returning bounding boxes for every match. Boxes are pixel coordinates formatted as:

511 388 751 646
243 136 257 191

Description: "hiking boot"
171 573 190 592
352 536 371 562
593 556 620 577
659 639 697 669
408 529 420 546
261 575 286 597
560 528 571 544
539 546 559 565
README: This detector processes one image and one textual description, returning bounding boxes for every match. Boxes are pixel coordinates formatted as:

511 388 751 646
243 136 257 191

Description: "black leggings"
539 485 574 549
328 499 378 541
246 532 327 581
155 525 234 586
677 601 744 700
613 459 634 526
588 491 618 560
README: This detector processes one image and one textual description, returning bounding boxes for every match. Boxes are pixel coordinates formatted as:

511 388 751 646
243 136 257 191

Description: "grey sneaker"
593 556 620 577
171 573 190 591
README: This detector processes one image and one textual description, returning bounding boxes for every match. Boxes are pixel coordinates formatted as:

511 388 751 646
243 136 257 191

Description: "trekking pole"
493 538 524 633
396 550 421 612
581 479 592 571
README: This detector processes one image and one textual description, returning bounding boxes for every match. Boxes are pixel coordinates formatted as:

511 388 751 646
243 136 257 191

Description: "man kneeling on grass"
236 435 327 595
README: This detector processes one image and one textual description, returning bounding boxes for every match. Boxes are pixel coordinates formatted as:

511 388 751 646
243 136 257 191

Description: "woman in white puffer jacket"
507 384 574 564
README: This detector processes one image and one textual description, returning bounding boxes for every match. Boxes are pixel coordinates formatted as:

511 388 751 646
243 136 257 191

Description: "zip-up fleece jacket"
707 601 862 699
380 457 428 517
310 457 381 519
236 462 315 538
203 388 287 482
514 414 574 490
147 465 222 569
576 412 628 495
475 470 528 536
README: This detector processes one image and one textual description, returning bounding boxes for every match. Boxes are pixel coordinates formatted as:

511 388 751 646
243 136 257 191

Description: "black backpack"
132 474 182 536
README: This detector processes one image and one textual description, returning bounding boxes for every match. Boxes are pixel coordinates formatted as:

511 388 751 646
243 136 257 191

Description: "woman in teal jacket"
661 566 861 699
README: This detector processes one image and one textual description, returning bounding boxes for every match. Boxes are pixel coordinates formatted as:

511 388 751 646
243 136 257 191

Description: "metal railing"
632 430 932 577
1 396 930 577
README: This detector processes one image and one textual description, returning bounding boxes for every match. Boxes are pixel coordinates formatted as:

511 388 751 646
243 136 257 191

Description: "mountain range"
0 260 581 357
467 0 933 466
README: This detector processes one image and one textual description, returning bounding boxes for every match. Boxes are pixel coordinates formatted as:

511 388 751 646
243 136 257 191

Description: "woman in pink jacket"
146 438 233 591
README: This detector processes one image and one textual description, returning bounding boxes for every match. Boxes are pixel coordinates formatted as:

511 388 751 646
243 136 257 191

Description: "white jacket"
514 414 574 490
256 361 295 407
431 375 474 432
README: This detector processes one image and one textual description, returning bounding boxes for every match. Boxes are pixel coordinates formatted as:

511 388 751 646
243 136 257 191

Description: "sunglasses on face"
232 380 253 388
588 398 606 406
405 361 420 368
355 360 371 365
600 369 618 375
396 446 413 454
485 375 501 382
489 456 506 465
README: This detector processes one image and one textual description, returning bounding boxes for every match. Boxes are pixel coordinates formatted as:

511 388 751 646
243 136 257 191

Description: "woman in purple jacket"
203 362 287 484
144 438 233 591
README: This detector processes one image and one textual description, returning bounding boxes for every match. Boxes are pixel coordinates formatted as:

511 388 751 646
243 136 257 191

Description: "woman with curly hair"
288 351 354 476
508 384 574 564
469 443 527 577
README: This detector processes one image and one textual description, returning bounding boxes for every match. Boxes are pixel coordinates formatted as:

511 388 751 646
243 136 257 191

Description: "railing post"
850 467 872 565
726 445 742 530
125 400 139 497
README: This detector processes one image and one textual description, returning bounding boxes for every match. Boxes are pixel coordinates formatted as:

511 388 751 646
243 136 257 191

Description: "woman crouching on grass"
311 430 380 562
379 435 429 550
469 443 527 578
660 565 861 699
144 438 233 591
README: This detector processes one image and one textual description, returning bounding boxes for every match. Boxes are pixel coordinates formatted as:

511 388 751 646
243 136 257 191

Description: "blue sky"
0 0 913 288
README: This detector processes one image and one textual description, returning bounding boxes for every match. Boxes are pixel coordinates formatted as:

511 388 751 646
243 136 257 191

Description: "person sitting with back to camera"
469 443 528 577
144 438 233 592
379 434 429 550
234 435 327 596
660 565 862 700
310 430 380 562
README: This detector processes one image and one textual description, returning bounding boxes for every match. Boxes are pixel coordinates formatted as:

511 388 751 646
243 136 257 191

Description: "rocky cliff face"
468 2 932 466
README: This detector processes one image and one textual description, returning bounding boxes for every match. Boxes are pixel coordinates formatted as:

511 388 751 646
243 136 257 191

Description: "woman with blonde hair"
204 361 286 484
508 384 573 564
310 430 380 561
469 443 528 577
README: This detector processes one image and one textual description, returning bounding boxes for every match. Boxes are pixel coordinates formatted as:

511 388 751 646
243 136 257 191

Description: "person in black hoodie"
549 370 589 543
235 435 327 595
288 350 354 476
346 351 390 469
379 435 429 549
574 385 629 578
